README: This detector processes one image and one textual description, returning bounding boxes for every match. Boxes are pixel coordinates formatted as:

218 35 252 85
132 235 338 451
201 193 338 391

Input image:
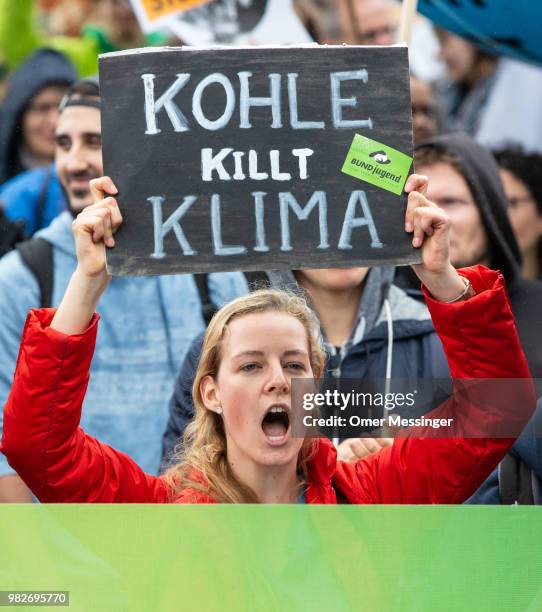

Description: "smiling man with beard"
0 77 248 502
53 79 103 213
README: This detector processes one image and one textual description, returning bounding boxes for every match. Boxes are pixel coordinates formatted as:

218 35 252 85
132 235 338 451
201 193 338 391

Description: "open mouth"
261 405 290 444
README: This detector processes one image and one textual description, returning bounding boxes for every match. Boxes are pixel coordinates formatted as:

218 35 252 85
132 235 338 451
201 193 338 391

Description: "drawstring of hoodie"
331 301 394 448
384 298 393 395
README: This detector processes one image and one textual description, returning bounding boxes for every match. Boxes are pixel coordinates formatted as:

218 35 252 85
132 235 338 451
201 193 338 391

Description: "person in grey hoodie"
396 132 542 377
0 77 247 502
161 264 450 466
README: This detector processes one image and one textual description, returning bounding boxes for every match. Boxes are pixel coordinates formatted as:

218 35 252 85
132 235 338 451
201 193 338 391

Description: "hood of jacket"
0 49 77 184
266 266 432 345
267 266 395 341
415 132 521 281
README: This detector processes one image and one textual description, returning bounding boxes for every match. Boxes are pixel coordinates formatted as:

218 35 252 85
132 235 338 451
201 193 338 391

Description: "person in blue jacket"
0 165 66 238
0 77 248 502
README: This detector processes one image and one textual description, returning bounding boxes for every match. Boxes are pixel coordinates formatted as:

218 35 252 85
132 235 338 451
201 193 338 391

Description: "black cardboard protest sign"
99 45 417 276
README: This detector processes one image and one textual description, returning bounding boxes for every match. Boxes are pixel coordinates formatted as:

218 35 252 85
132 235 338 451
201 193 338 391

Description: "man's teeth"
268 435 284 441
269 406 286 413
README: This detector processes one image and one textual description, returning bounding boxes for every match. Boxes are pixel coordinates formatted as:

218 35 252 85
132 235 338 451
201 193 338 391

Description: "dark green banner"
1 506 541 611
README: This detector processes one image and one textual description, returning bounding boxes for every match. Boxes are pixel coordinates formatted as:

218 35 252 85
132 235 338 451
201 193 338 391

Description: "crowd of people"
0 0 541 505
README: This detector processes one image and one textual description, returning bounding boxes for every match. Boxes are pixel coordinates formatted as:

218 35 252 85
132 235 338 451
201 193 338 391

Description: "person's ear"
200 375 223 414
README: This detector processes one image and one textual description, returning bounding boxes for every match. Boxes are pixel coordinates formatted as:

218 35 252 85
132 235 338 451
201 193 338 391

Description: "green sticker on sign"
341 134 413 195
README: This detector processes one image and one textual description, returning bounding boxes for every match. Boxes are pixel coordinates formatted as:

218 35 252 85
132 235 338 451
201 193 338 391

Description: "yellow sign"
140 0 211 22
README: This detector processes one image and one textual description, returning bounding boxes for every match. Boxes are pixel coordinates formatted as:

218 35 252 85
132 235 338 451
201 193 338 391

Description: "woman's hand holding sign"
73 177 122 280
51 177 122 335
405 174 467 302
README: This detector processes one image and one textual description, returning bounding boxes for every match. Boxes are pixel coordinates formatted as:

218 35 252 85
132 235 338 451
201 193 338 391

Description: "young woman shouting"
1 174 534 503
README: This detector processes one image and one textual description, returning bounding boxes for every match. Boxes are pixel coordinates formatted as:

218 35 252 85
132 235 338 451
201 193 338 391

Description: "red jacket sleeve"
335 266 536 504
1 309 170 503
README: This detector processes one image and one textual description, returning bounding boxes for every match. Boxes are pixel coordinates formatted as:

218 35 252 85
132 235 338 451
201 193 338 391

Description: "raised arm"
50 177 120 335
1 178 170 502
335 175 535 504
339 267 534 503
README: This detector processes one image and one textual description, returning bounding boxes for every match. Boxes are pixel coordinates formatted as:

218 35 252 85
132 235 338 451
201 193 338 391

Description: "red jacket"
1 266 535 503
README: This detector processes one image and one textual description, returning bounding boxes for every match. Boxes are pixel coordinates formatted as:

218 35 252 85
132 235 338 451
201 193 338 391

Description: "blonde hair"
163 288 326 503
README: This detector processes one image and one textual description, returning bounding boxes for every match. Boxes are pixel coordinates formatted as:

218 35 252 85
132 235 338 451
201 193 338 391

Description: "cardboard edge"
98 43 407 61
